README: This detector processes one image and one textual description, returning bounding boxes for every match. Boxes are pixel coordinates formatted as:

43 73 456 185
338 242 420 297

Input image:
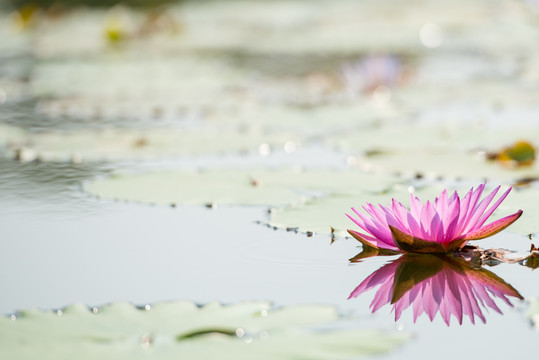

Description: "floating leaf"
84 168 400 208
270 191 411 237
0 301 409 360
7 128 301 161
361 149 539 182
270 183 539 237
328 126 539 181
489 141 536 167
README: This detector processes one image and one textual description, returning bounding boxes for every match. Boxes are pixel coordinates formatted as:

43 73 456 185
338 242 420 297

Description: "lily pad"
208 102 402 138
84 168 400 208
270 183 538 237
6 128 301 162
1 301 410 360
31 56 246 110
270 195 385 237
359 149 539 182
269 187 415 237
15 0 539 58
330 122 539 154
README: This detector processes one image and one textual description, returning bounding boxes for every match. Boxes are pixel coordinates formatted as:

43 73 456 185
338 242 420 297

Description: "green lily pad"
208 103 402 138
269 187 413 237
328 125 539 155
1 301 410 360
359 149 539 182
84 168 400 207
16 0 539 59
176 0 537 55
6 128 301 162
270 183 538 237
31 55 246 108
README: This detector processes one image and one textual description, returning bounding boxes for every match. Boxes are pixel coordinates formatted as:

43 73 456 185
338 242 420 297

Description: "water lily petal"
348 209 394 244
463 210 523 241
462 185 500 233
347 211 370 232
442 196 460 242
347 229 399 251
409 193 423 220
455 187 474 235
475 186 512 229
460 184 486 232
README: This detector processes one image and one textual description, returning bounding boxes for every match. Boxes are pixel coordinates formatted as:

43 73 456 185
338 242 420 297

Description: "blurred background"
1 0 538 153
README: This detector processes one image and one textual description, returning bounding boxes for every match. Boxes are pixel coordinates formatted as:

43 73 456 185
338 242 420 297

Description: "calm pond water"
1 154 538 359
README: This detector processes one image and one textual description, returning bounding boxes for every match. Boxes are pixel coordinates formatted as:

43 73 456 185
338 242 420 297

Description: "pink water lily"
347 184 522 253
349 254 523 326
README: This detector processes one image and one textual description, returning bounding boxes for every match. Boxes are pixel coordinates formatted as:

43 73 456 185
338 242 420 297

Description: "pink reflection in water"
349 254 523 326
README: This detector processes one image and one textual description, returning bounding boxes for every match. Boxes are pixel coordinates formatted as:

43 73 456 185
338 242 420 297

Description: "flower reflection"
349 254 523 326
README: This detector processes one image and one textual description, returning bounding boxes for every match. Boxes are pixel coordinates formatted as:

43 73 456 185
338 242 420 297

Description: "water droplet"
396 322 405 331
408 186 415 193
420 23 443 48
250 177 262 187
235 328 245 338
152 107 164 119
258 143 271 156
10 314 16 321
140 333 152 349
71 152 83 164
56 309 63 316
92 307 99 314
346 156 358 166
205 202 217 209
14 147 37 162
244 337 253 344
284 141 298 153
260 309 268 317
372 85 392 103
144 304 151 311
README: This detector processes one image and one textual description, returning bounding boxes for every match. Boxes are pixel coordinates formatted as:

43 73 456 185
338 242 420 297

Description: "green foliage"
1 301 410 360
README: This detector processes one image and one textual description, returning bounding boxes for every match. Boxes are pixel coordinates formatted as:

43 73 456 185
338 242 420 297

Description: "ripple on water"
0 158 113 217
